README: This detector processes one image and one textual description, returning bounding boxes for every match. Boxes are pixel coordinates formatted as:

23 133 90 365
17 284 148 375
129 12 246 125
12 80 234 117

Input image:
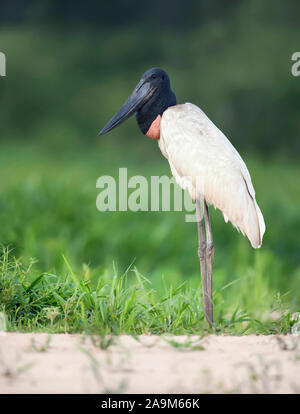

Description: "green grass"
0 143 299 335
0 246 296 335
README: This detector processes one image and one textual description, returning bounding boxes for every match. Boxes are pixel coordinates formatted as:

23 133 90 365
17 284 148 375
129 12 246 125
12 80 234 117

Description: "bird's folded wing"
160 103 265 248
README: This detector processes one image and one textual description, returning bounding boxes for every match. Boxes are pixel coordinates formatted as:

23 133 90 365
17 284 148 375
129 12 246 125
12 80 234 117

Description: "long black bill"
99 79 156 135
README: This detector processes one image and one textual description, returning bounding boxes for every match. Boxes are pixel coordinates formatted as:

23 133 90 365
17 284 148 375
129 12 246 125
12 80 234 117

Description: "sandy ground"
0 333 299 394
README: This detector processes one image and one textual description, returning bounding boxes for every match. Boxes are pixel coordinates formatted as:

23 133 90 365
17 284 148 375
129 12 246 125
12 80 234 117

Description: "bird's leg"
203 200 214 325
196 199 210 325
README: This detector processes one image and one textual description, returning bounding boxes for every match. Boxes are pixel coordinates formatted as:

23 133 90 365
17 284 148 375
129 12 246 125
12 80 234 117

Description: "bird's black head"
138 67 171 93
99 67 176 136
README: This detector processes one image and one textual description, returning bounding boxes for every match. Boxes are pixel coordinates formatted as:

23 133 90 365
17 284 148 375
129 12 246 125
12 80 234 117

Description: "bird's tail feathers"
223 195 265 249
244 198 265 249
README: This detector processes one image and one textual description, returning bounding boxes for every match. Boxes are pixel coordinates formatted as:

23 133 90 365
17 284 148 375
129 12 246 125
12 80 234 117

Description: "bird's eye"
151 74 157 79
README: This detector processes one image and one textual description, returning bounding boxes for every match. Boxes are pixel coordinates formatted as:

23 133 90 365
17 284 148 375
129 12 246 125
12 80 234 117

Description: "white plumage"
159 103 265 248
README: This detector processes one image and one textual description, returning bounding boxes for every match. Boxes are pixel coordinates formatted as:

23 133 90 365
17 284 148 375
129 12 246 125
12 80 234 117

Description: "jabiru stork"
99 67 266 326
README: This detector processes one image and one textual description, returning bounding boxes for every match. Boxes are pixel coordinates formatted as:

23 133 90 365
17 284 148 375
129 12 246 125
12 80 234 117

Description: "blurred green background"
0 0 299 319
